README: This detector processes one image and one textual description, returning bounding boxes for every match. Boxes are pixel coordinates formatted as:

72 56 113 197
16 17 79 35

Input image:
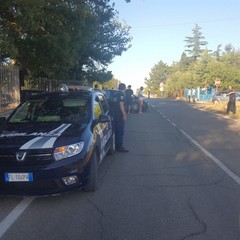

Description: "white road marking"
179 128 240 185
151 103 240 186
0 198 34 238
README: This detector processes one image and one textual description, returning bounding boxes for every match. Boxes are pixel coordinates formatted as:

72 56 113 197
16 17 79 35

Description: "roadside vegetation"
196 100 240 120
144 24 240 98
0 0 132 85
1 2 239 96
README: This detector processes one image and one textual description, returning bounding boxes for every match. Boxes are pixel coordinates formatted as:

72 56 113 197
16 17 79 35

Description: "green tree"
0 0 132 83
164 70 194 97
224 44 234 54
221 48 240 67
69 0 132 83
144 60 170 95
213 44 222 60
146 25 240 98
178 52 190 71
184 24 208 62
102 77 119 89
164 50 240 97
0 0 86 78
189 51 214 88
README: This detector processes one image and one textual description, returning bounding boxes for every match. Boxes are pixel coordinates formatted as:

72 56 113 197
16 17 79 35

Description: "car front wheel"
83 151 97 192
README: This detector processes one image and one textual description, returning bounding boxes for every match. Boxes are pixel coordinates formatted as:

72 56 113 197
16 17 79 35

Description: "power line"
131 17 240 29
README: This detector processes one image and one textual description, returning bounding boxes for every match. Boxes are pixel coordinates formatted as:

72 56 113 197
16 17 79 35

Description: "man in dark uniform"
125 85 134 114
113 83 128 152
226 85 236 114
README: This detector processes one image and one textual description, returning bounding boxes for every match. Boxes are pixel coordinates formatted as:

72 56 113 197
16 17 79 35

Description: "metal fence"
21 79 88 92
21 78 61 92
184 87 214 101
0 66 88 112
0 66 20 111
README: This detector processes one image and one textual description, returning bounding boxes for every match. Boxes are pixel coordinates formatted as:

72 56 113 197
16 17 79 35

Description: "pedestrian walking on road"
113 83 129 152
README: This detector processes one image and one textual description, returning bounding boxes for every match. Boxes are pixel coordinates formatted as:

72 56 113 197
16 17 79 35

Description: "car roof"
31 93 78 100
213 90 228 95
215 90 228 93
25 89 96 100
104 89 119 98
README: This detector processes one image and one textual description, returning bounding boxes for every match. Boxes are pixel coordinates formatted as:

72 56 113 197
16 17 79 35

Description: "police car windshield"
8 97 90 124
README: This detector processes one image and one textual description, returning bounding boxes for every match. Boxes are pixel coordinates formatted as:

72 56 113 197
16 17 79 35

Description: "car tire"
142 101 148 112
83 151 97 192
214 99 219 104
131 102 139 113
108 131 115 155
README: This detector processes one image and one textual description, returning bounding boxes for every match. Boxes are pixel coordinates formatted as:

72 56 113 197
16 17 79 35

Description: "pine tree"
184 24 208 62
179 52 190 70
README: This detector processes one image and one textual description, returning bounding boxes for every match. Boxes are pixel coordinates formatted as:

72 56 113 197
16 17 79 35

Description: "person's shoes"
116 147 129 152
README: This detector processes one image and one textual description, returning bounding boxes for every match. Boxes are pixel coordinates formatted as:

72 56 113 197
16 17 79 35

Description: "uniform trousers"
114 118 125 149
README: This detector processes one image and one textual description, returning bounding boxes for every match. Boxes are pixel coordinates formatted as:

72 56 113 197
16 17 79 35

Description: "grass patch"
197 101 240 119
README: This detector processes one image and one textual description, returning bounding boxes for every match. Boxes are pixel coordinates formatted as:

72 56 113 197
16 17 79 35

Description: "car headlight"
54 142 84 161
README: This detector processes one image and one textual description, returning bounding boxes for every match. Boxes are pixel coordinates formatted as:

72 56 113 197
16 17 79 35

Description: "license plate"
4 173 33 182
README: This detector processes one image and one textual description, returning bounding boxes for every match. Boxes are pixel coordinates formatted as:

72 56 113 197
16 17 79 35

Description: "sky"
107 0 240 92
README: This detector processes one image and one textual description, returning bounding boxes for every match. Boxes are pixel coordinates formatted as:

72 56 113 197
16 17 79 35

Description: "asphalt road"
1 99 240 240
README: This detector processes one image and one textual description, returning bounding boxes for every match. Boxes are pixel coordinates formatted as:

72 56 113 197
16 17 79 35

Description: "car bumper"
0 155 91 196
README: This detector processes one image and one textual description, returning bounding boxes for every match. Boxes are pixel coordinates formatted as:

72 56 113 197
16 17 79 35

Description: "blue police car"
0 85 115 195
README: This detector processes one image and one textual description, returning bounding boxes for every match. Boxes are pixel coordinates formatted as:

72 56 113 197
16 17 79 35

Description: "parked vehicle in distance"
0 85 115 196
212 90 240 104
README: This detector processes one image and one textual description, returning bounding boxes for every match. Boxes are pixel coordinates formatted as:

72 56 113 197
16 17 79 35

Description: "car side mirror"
98 114 110 123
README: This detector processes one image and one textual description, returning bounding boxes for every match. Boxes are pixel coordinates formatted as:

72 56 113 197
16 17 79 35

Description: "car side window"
61 98 90 123
98 95 109 114
94 100 103 119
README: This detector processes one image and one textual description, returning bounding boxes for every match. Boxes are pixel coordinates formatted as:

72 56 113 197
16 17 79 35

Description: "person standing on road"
226 85 236 114
187 89 191 102
113 83 129 152
192 89 196 103
125 85 134 114
138 86 144 113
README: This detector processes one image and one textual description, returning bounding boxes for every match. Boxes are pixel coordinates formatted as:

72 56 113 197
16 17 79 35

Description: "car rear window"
63 99 88 107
